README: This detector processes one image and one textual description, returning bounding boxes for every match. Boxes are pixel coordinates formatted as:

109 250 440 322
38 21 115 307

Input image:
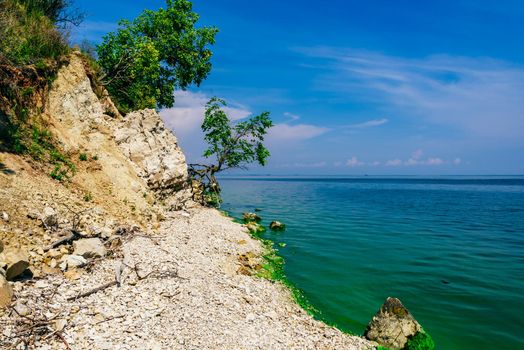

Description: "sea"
220 176 524 350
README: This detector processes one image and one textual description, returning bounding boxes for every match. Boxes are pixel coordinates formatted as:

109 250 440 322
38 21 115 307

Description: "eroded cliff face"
45 51 192 210
0 52 193 283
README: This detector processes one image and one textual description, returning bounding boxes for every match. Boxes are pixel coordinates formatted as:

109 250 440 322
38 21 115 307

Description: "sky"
72 0 524 175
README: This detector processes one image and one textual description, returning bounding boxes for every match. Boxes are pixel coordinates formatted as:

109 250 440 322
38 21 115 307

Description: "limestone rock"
269 221 286 231
364 297 422 349
42 207 58 228
13 302 31 316
114 109 190 207
0 249 30 281
73 238 106 258
1 212 8 222
0 274 13 308
60 255 87 270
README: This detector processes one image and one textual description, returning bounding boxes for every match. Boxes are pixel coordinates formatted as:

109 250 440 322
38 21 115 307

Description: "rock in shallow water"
269 221 286 231
243 212 261 223
364 297 425 349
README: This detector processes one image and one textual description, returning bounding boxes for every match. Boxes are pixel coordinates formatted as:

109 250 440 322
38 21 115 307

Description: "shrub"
0 0 69 65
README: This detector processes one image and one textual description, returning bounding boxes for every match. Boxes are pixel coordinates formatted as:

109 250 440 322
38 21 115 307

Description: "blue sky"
72 0 524 175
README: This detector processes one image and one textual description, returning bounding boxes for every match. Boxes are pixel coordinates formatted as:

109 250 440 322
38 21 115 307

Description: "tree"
189 97 273 206
96 0 218 113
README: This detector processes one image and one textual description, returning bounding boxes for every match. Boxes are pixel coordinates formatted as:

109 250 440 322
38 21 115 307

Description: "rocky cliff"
46 51 192 210
0 51 193 289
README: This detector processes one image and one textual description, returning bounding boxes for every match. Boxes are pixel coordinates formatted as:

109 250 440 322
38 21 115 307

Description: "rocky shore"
1 208 375 349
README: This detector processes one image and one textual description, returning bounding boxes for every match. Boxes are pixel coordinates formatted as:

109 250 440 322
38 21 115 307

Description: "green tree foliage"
96 0 218 113
189 98 272 206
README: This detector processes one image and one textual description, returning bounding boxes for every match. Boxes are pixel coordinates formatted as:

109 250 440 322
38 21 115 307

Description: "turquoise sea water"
220 177 524 350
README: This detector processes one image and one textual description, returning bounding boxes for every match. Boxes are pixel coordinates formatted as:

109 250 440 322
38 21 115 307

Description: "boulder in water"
245 222 266 234
269 221 286 231
364 297 434 350
243 212 261 223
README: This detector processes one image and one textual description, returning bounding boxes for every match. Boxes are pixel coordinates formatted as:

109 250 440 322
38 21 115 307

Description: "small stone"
53 319 68 332
64 269 81 280
43 207 58 228
0 274 13 308
13 302 31 316
61 255 87 270
27 210 40 220
1 212 8 222
47 249 62 259
35 280 49 288
1 248 30 280
73 238 106 258
49 258 57 268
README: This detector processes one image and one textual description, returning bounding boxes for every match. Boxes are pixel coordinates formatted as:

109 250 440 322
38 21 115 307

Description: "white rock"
43 207 58 227
73 238 106 258
1 212 8 222
13 302 31 316
61 255 87 270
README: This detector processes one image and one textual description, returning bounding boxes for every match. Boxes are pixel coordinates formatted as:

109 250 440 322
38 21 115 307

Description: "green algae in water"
405 332 436 350
233 214 348 332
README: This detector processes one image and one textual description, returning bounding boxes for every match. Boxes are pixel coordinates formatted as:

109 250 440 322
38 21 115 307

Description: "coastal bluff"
0 53 375 349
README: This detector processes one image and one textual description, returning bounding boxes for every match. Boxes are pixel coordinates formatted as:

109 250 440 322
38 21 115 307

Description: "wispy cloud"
344 118 388 129
295 47 524 141
160 91 330 161
268 123 330 141
283 112 300 121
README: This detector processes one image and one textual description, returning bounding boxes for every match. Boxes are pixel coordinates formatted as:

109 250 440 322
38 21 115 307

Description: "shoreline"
1 207 375 349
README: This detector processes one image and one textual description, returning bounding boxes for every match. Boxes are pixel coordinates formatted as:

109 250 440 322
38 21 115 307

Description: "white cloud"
346 156 363 167
296 47 524 142
386 150 455 166
426 157 444 165
268 123 330 141
386 159 403 166
345 118 388 129
160 90 251 133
